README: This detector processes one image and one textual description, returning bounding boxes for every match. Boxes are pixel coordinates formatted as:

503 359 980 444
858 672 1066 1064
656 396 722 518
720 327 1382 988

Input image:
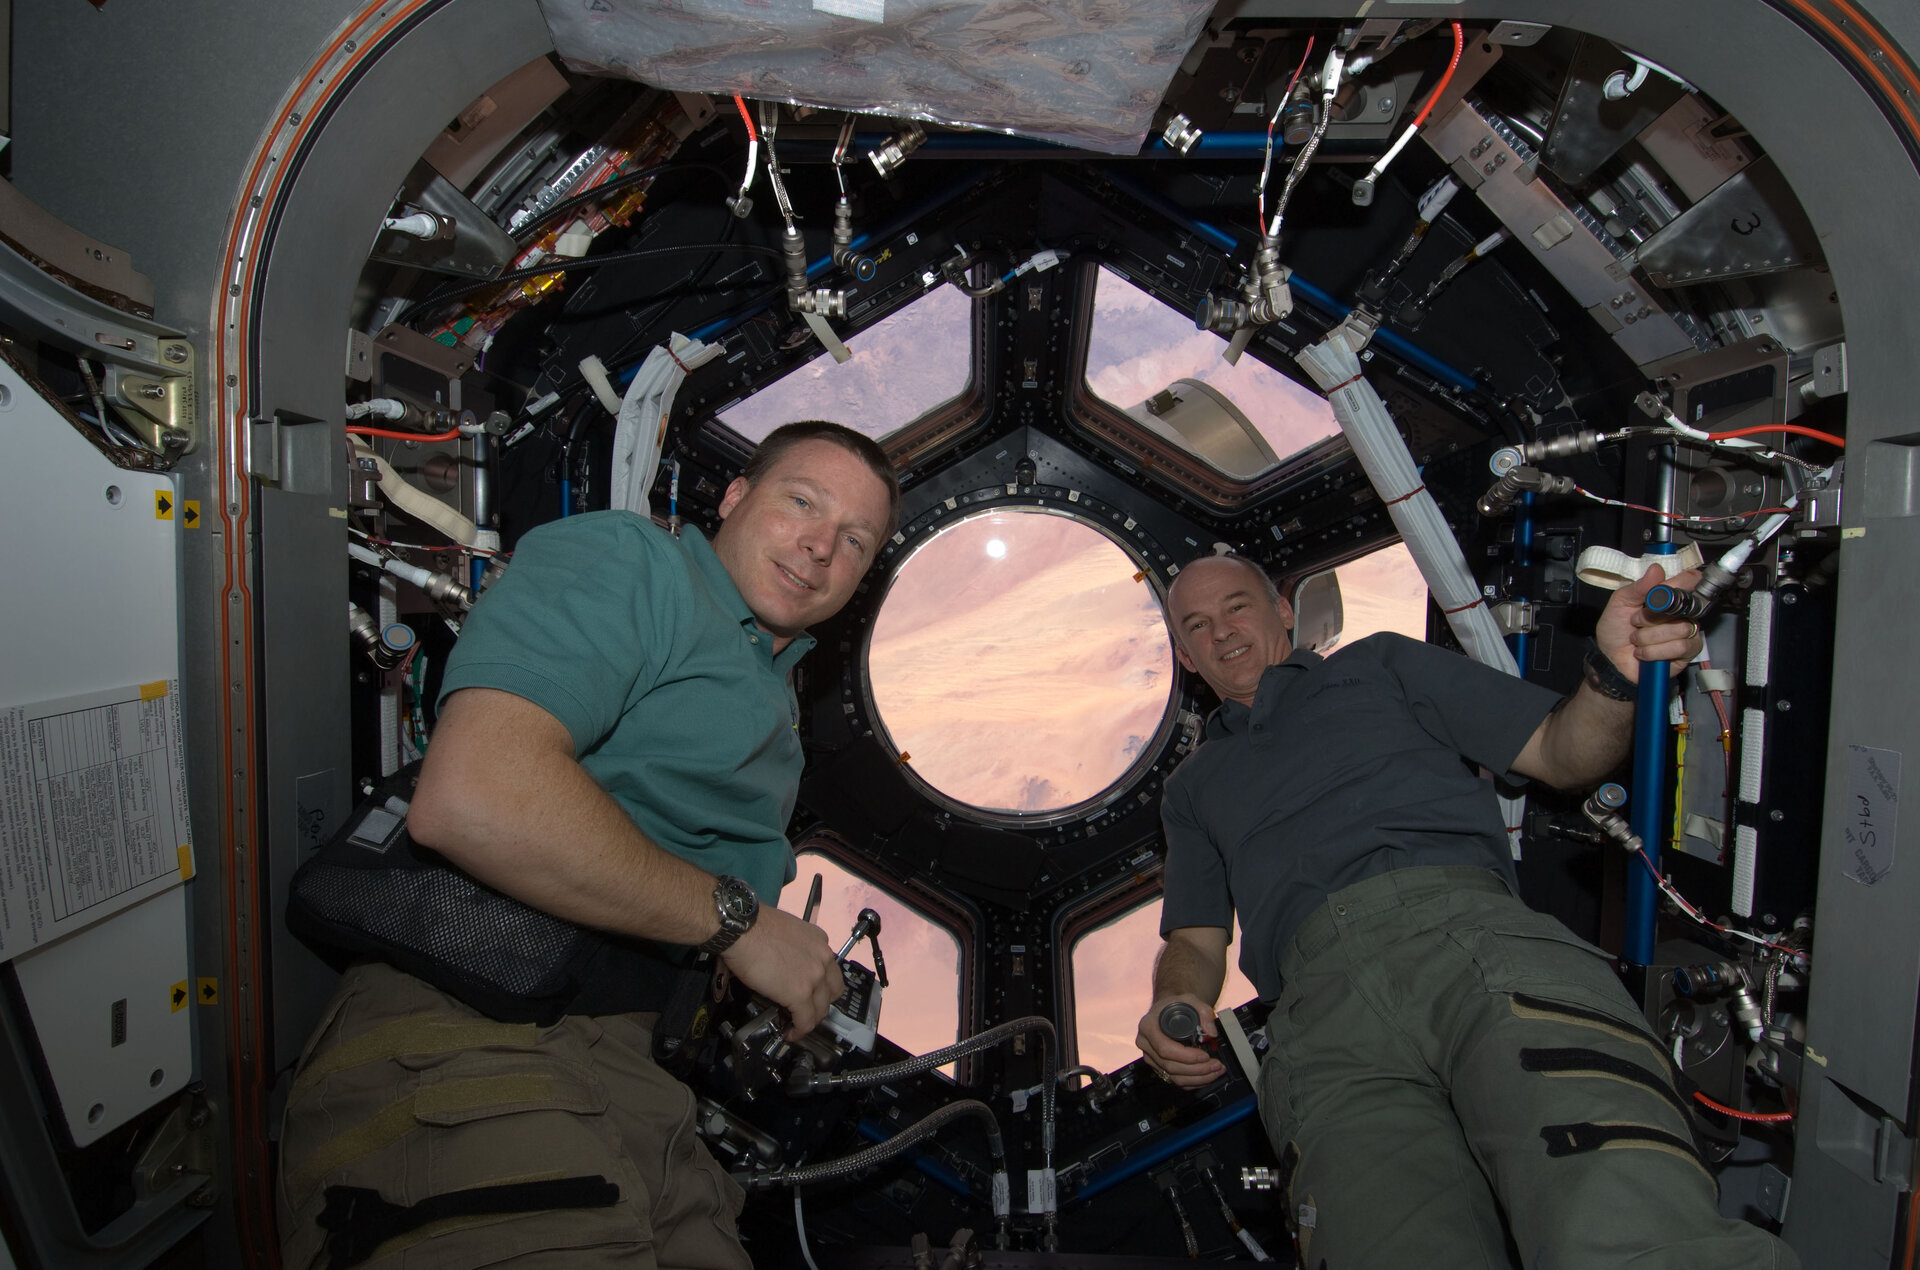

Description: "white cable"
1362 121 1421 185
382 212 441 240
345 398 407 421
794 1189 824 1270
1296 316 1526 853
608 333 720 515
1673 1033 1686 1069
578 354 623 415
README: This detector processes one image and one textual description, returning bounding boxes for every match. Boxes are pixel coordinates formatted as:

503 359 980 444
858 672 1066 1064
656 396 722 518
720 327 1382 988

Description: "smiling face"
1168 556 1295 707
711 437 895 651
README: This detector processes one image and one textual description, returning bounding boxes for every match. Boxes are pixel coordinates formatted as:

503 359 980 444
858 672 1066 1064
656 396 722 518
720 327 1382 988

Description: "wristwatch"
1582 637 1638 703
698 875 759 955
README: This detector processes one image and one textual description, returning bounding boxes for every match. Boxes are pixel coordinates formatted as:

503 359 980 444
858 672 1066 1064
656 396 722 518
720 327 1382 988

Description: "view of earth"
1084 266 1343 471
717 282 972 443
778 852 961 1067
868 510 1173 815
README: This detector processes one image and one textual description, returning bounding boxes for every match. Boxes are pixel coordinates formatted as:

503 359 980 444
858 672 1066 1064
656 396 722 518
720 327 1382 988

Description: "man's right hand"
721 905 846 1040
1136 996 1227 1088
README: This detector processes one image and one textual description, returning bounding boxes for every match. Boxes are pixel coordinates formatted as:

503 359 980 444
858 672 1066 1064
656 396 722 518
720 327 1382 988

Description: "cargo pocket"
370 1047 650 1268
1445 908 1646 1033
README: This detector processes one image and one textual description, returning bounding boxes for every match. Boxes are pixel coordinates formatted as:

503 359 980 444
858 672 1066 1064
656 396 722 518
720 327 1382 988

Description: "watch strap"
1582 637 1638 703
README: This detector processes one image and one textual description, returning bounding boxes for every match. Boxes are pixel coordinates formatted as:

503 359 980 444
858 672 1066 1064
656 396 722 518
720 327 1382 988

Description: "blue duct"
1069 1095 1258 1203
1624 541 1680 966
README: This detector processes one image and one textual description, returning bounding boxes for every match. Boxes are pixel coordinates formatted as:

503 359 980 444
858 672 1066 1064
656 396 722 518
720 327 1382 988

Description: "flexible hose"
805 1016 1058 1156
741 1099 1005 1189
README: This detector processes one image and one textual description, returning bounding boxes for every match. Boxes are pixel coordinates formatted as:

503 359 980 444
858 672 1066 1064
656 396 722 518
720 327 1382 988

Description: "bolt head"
164 345 188 364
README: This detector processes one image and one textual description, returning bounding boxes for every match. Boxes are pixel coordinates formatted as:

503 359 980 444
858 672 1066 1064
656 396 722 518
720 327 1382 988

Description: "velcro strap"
1539 1120 1700 1165
1520 1047 1693 1126
318 1175 620 1269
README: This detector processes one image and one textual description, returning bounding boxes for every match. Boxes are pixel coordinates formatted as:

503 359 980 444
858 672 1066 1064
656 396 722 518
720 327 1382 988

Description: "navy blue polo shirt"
1159 633 1561 999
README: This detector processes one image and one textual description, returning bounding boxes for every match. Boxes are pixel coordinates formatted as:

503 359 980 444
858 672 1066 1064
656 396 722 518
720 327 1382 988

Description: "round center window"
866 508 1175 818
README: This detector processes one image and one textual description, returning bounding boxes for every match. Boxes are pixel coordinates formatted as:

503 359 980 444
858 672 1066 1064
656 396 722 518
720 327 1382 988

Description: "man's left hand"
1595 563 1707 683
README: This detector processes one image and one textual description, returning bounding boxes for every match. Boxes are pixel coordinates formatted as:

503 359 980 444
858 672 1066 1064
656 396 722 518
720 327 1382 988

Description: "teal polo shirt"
438 512 812 901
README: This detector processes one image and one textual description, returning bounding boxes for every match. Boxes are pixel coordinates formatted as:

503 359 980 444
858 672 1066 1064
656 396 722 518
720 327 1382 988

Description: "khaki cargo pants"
1258 866 1799 1270
278 961 750 1269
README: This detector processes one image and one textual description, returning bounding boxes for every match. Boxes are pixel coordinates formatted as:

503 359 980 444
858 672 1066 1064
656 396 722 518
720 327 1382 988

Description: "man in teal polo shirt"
278 422 898 1270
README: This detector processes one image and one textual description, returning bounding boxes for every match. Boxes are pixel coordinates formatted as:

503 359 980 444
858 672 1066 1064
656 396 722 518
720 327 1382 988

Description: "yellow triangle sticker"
197 978 219 1006
183 500 201 529
177 844 194 880
170 981 189 1013
154 490 174 520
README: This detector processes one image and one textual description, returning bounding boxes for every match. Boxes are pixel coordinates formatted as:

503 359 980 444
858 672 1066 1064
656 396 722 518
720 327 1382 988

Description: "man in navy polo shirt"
1136 553 1795 1270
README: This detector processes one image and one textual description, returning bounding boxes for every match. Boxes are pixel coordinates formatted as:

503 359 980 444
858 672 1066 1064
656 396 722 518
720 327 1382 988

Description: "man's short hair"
744 421 901 540
1182 552 1281 605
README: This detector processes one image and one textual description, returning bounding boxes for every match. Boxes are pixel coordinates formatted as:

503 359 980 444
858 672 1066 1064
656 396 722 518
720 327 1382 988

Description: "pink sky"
868 512 1172 813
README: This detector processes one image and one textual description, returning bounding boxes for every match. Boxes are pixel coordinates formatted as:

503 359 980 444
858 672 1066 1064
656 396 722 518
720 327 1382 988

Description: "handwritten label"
1844 745 1900 886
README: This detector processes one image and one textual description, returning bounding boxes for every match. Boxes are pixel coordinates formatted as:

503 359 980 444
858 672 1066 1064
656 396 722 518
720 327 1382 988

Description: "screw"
1770 809 1785 822
164 344 189 364
1780 590 1799 605
1777 699 1792 711
140 384 166 399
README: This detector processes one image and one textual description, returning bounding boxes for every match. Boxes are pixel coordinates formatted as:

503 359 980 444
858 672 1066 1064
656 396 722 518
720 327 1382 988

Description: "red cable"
1408 22 1465 129
1707 423 1845 447
1694 1091 1794 1123
734 94 757 142
346 424 463 442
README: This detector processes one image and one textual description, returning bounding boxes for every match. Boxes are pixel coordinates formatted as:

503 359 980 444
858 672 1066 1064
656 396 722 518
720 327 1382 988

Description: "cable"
409 242 788 312
345 425 463 443
741 1099 1005 1189
1693 1091 1794 1123
1573 486 1794 524
1353 22 1464 203
734 94 757 142
1257 36 1314 229
511 162 734 245
1708 423 1845 447
794 1190 826 1270
1628 845 1807 964
1408 22 1465 129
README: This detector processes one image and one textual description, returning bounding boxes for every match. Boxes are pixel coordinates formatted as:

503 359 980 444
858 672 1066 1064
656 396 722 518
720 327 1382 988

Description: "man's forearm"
1153 931 1228 1007
1515 680 1636 790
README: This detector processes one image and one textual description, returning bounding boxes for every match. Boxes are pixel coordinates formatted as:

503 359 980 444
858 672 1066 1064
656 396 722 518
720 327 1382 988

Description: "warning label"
0 683 194 962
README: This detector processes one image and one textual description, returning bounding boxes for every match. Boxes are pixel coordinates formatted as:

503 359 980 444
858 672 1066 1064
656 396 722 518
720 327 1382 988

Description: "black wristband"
1582 638 1638 702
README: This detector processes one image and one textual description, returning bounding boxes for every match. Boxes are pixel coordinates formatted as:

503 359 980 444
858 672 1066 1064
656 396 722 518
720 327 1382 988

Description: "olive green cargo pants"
1258 866 1798 1270
278 961 750 1269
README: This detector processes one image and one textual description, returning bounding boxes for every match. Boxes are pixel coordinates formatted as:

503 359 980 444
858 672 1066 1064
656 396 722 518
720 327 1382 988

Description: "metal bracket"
102 345 197 456
247 416 282 484
131 1087 217 1205
369 161 521 279
1634 156 1824 288
1490 599 1538 635
1873 1114 1915 1188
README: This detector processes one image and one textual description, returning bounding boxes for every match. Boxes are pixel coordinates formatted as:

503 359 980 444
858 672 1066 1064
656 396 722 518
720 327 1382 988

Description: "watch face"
719 880 757 921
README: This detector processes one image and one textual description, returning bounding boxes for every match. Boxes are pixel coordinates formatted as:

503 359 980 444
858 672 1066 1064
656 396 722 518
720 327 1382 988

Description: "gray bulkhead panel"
244 0 554 1069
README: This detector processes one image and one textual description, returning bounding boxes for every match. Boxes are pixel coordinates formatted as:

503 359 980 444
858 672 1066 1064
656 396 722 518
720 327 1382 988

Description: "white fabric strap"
608 334 721 516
